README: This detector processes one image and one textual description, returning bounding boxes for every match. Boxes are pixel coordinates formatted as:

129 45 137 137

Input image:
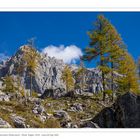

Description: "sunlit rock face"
0 45 66 95
0 45 110 97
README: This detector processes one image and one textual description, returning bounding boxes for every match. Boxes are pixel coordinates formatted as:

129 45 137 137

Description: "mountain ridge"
0 45 104 97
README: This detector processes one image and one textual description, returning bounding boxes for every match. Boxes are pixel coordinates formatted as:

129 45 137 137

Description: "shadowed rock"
91 92 140 128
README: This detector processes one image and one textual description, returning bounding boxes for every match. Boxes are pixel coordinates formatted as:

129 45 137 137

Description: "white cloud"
42 45 83 64
0 53 9 62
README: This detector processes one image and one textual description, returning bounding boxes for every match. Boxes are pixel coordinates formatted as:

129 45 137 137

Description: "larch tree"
117 51 139 94
2 75 16 94
82 15 114 101
137 57 140 82
75 60 86 92
107 31 126 101
82 15 138 101
108 45 125 100
15 61 25 95
61 65 74 93
136 57 140 93
23 39 40 96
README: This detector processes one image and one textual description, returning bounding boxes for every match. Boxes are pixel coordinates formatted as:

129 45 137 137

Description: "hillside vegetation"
0 15 139 128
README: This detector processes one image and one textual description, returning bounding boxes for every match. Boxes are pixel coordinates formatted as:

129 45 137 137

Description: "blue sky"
0 12 140 67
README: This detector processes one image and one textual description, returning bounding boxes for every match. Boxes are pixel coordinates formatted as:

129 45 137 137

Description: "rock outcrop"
0 92 11 102
69 103 84 112
0 45 66 96
53 110 71 121
0 45 114 98
0 118 11 128
32 104 45 115
10 114 28 128
91 92 140 128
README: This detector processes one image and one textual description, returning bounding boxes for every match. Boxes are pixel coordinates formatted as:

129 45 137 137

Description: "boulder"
70 103 84 112
91 107 115 128
53 110 71 121
92 92 140 128
11 114 27 128
32 104 45 115
60 121 78 128
0 118 11 128
40 88 65 99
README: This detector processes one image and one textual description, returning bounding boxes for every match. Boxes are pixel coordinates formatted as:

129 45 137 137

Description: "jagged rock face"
35 53 66 94
0 45 66 95
91 92 140 128
73 67 103 93
0 45 106 96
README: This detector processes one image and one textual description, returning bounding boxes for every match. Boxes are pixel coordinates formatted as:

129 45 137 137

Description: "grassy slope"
0 95 110 128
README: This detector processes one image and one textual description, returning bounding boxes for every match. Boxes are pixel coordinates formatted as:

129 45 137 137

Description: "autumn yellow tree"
2 75 16 94
23 39 40 96
82 15 123 101
82 15 111 101
82 15 138 101
137 57 140 82
117 51 139 94
15 61 25 95
61 65 74 93
136 57 140 93
106 26 126 101
75 61 86 92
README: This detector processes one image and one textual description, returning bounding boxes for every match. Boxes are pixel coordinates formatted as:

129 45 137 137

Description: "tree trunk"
101 56 106 102
102 72 106 101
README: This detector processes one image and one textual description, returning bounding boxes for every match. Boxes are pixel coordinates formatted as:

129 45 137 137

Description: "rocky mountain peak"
0 45 106 97
14 45 38 59
19 45 31 51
